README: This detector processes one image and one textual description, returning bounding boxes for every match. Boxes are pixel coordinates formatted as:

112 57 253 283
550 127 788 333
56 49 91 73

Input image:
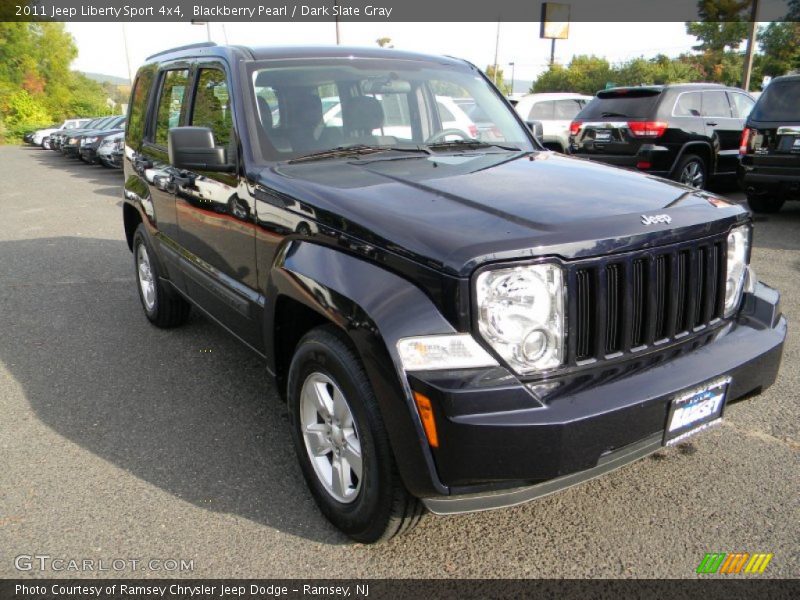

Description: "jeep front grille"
568 235 726 365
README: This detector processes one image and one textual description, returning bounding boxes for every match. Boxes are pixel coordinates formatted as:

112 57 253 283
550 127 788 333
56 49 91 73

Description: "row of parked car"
24 115 127 168
515 75 799 214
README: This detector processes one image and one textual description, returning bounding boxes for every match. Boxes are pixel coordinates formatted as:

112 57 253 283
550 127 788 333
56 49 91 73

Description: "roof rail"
146 42 217 61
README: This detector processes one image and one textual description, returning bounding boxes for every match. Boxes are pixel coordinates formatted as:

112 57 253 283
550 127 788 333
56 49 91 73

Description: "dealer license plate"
664 378 729 445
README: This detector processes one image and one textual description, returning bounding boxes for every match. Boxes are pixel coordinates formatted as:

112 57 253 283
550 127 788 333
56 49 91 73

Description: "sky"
66 21 698 91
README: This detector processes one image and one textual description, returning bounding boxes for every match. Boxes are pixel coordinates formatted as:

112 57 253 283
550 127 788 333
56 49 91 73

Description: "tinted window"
578 89 661 119
125 67 155 148
554 99 584 119
673 92 702 117
154 69 189 146
190 68 232 146
702 91 732 118
750 80 800 121
529 101 554 120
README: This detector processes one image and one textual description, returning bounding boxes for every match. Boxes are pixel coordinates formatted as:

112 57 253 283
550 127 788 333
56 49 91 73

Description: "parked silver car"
514 93 592 152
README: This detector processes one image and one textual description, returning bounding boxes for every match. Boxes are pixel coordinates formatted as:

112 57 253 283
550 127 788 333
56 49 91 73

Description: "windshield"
248 57 533 161
750 80 800 122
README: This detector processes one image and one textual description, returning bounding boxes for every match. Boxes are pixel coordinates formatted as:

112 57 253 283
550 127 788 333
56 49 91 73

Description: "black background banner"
1 579 799 600
1 0 798 22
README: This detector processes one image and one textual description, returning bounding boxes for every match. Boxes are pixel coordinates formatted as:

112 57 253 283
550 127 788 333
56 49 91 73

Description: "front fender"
267 241 455 497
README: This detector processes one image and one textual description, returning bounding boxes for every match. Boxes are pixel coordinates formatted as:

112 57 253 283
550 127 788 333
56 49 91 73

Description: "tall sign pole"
742 0 759 91
540 3 571 67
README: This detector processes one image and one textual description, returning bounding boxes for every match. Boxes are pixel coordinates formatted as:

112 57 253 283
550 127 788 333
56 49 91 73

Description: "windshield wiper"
288 144 429 163
424 139 523 152
600 111 628 118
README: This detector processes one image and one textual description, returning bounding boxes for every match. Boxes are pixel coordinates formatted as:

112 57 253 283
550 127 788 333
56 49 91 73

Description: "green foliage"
0 22 111 143
758 22 800 77
532 55 702 95
485 65 512 95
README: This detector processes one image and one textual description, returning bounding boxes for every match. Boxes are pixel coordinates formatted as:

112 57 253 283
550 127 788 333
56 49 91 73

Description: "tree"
376 37 393 48
758 22 800 77
0 22 110 142
532 55 612 95
485 65 512 95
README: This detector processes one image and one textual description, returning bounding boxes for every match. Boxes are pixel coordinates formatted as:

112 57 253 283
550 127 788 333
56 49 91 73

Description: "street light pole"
121 23 132 84
508 62 515 94
335 0 341 44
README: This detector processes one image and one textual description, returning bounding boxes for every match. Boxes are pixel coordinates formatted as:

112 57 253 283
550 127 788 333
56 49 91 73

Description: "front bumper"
411 282 785 514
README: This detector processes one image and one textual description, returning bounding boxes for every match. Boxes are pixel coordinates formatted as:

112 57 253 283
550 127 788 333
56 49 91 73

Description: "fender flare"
265 240 455 497
669 140 717 178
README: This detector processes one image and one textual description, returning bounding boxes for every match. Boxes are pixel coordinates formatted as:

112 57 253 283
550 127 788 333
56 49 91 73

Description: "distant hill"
81 72 130 86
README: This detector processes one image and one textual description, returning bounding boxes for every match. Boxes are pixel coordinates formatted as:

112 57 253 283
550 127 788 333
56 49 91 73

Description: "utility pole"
121 23 132 83
550 38 556 66
742 0 759 91
493 22 501 85
508 62 516 94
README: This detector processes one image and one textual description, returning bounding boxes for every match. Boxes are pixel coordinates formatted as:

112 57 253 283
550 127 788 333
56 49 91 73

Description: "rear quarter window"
126 65 156 149
750 80 800 121
578 89 661 120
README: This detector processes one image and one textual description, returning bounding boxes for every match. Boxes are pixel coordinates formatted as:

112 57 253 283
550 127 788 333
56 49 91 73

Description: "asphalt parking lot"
0 144 797 579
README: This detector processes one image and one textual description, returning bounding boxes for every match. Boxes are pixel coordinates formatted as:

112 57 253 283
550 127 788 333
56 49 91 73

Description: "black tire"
673 154 707 190
287 326 423 543
132 224 190 328
746 194 784 214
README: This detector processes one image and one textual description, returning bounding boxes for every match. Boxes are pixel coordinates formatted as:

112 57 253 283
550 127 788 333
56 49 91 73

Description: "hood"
259 151 746 276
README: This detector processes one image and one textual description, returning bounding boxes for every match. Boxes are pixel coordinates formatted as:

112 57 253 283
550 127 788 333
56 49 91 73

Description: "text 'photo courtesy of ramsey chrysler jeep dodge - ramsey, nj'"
121 43 786 543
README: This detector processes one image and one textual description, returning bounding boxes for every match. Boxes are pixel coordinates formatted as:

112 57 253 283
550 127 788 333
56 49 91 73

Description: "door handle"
705 121 718 126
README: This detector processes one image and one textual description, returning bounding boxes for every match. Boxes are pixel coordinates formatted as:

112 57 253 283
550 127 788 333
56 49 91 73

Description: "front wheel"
674 154 707 190
287 326 423 543
746 194 784 214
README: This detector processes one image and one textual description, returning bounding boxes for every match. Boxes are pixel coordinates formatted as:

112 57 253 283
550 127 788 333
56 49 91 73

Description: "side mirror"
526 120 544 144
168 126 234 172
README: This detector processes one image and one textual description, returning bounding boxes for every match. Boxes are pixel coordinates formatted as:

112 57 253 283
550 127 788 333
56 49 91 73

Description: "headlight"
476 263 565 374
68 137 77 144
724 225 750 317
397 334 498 371
84 136 97 144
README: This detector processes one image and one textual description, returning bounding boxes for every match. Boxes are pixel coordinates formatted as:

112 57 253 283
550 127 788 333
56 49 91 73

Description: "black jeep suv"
739 74 800 213
569 83 755 189
122 44 785 543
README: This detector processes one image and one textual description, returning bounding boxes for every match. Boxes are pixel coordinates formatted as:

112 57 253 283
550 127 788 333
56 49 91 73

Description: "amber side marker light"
413 392 439 448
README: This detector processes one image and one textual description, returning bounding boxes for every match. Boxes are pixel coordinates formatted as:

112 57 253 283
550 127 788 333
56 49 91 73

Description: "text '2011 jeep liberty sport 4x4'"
122 44 786 543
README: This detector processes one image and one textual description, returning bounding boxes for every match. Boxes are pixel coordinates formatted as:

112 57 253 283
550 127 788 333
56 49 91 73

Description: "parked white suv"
31 118 91 148
514 93 592 152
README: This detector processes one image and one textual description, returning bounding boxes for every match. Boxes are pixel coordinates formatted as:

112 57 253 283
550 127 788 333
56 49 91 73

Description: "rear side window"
154 69 190 146
729 92 755 119
190 68 232 146
750 80 800 121
127 66 155 148
673 92 702 117
529 101 554 120
578 89 661 119
702 91 732 118
554 99 584 119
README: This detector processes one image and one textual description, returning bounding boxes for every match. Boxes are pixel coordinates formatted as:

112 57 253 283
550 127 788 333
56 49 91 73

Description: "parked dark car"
80 120 126 164
62 115 125 158
123 44 785 543
569 83 755 189
738 74 800 213
97 132 124 168
50 117 107 151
